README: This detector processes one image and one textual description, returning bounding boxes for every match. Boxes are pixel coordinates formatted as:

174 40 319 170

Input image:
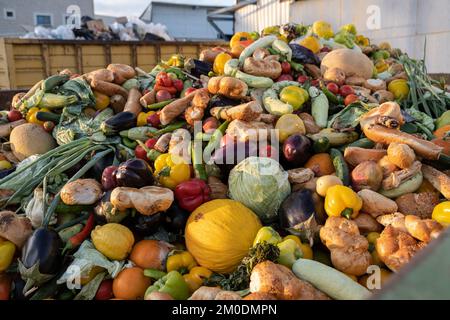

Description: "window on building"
4 9 16 20
35 14 52 27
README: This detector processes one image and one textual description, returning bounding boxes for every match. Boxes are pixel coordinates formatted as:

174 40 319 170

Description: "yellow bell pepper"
375 59 389 73
253 226 282 246
0 238 16 272
26 107 51 125
230 32 253 49
388 79 410 100
355 35 370 47
312 20 334 39
340 23 357 35
154 153 191 189
279 86 309 110
432 201 450 227
283 235 313 260
0 160 12 170
183 266 212 292
213 52 232 75
299 36 321 54
324 185 363 219
137 111 155 127
166 251 197 273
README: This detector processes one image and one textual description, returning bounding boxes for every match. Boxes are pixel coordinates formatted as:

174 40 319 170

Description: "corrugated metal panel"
235 0 290 32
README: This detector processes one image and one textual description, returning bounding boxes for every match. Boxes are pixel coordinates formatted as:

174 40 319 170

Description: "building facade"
0 0 95 36
234 0 450 73
140 1 233 40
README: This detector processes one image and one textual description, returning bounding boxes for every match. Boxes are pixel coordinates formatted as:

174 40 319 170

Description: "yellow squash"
185 199 262 274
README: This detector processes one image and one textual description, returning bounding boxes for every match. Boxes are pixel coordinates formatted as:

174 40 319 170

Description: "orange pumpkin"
130 240 172 270
112 267 151 300
305 153 335 176
434 124 450 139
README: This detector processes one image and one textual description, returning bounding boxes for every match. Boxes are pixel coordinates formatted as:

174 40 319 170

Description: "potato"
321 49 374 79
10 123 56 161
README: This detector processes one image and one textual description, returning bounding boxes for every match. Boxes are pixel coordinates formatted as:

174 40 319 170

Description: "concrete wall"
146 3 233 40
0 0 95 36
235 0 450 73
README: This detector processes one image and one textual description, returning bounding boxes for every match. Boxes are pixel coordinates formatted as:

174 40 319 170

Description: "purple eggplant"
290 44 320 66
282 134 312 167
115 159 154 188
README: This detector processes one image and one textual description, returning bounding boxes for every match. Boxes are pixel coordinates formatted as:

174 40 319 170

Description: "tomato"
311 79 320 87
43 121 55 132
326 82 340 95
259 145 278 159
277 74 294 82
135 145 147 161
183 87 197 97
297 75 310 84
281 61 291 74
95 279 114 300
339 85 355 97
145 138 157 149
173 79 184 92
156 72 173 87
344 94 360 106
147 113 161 128
7 109 22 122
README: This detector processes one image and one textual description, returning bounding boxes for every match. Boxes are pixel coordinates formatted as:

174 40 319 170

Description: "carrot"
123 87 143 116
62 213 95 254
140 88 156 107
91 78 128 98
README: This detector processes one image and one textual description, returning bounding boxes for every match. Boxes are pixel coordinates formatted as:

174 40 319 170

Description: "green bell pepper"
145 271 190 300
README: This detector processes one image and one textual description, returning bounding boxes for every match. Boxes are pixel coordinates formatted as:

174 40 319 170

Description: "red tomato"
344 94 360 106
156 72 173 87
311 79 320 87
173 79 184 92
281 61 291 74
147 113 161 128
297 75 310 84
95 280 114 301
183 87 197 97
277 74 294 82
135 145 147 160
7 109 22 122
326 82 340 95
339 85 355 97
145 138 157 149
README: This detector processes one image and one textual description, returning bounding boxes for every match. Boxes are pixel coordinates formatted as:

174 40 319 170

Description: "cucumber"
308 128 359 147
262 89 293 115
330 148 350 186
272 39 292 61
380 172 423 198
309 87 329 128
292 259 371 300
313 137 330 153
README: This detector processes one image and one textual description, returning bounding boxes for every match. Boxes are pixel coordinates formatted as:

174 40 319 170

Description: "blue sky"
94 0 236 17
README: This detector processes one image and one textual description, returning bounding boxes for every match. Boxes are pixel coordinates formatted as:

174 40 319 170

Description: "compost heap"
0 21 449 301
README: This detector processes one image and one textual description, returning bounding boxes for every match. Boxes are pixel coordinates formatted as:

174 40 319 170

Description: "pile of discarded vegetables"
0 21 449 301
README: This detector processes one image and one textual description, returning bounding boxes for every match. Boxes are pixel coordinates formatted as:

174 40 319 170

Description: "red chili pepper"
154 84 177 95
174 179 211 212
63 213 95 253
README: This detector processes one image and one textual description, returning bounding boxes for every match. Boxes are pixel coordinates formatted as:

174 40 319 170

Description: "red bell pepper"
174 179 211 212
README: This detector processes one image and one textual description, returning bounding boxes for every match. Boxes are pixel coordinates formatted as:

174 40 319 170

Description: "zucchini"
272 39 292 61
309 86 329 128
308 128 359 146
235 70 274 88
313 137 330 153
41 74 69 92
292 259 371 300
380 172 423 198
262 89 293 115
400 122 418 134
35 111 61 123
238 35 277 65
330 148 350 185
339 138 375 152
55 203 92 214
